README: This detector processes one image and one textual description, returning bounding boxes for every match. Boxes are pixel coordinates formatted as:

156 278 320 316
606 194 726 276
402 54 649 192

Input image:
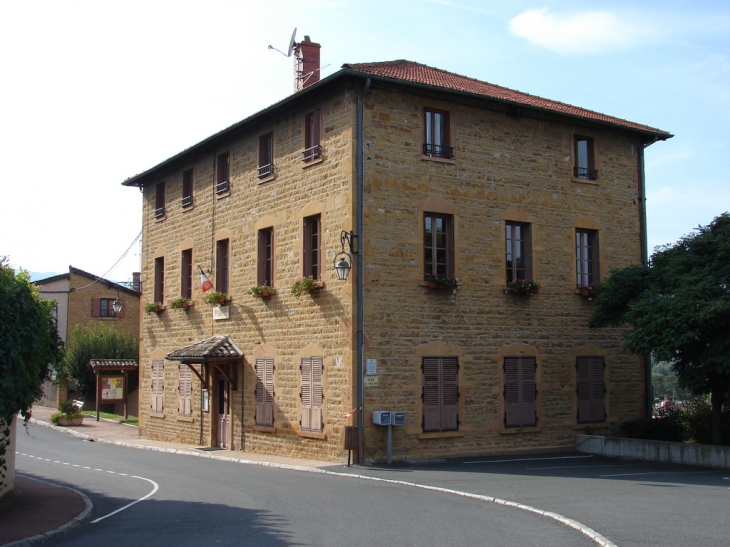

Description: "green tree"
0 258 64 487
590 213 730 445
60 323 138 402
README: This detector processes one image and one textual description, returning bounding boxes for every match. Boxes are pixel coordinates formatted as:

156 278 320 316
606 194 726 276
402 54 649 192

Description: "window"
574 136 597 180
258 133 274 178
503 357 537 428
424 213 454 277
423 109 453 158
181 249 193 299
576 357 606 424
257 228 274 287
300 357 323 432
182 169 194 207
303 110 321 161
99 298 116 318
216 152 230 194
255 358 275 427
154 257 165 304
421 357 459 432
505 222 532 282
178 364 192 417
155 182 165 218
151 359 164 414
576 229 599 286
303 215 320 280
216 239 229 294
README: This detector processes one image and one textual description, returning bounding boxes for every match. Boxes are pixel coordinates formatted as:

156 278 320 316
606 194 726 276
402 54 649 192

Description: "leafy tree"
0 258 64 487
652 361 692 403
60 323 138 402
590 213 730 445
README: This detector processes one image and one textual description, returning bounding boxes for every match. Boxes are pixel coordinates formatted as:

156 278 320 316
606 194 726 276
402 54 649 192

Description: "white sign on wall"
366 359 377 376
213 305 230 320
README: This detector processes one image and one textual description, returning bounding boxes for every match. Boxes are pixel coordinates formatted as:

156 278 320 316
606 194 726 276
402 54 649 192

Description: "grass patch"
85 411 138 426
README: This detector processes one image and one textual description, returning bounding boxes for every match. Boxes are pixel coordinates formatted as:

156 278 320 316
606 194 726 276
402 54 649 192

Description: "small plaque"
213 305 230 320
366 359 377 375
364 376 379 387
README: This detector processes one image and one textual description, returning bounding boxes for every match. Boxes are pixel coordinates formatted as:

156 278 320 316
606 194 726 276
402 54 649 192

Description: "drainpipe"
357 77 370 465
639 136 656 418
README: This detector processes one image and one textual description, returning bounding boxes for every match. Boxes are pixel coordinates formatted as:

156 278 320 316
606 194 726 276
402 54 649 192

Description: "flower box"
504 279 540 296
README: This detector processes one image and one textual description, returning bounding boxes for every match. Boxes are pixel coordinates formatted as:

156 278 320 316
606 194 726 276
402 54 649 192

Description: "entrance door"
216 375 230 449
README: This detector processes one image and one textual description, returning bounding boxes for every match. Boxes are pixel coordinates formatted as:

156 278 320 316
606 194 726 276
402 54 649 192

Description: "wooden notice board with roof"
89 359 138 421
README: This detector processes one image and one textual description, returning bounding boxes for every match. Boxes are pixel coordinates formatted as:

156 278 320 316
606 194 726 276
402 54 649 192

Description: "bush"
679 398 730 446
618 416 686 442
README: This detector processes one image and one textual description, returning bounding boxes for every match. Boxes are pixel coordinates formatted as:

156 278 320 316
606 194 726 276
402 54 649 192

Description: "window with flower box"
505 221 532 283
424 213 454 278
576 229 599 286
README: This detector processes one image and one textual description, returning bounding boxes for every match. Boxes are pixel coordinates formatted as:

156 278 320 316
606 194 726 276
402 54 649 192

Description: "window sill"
573 422 608 430
181 204 195 212
257 173 276 184
418 431 464 440
177 415 194 423
297 430 326 440
302 156 324 168
253 425 277 433
499 426 542 435
149 412 165 419
421 154 455 165
216 191 231 199
154 215 167 222
571 176 599 186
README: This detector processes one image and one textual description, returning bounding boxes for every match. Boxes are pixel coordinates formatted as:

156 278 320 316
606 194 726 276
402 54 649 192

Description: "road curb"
2 475 93 547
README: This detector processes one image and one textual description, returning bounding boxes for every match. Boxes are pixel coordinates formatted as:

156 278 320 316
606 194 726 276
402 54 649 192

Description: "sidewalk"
4 405 338 546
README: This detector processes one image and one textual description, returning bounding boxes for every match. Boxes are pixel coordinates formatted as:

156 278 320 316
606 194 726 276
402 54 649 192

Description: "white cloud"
509 8 644 55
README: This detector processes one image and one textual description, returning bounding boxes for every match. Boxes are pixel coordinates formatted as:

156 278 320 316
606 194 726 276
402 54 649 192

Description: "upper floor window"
303 110 321 162
423 109 453 159
182 169 194 207
424 213 454 277
155 182 166 218
154 257 165 304
181 248 193 299
258 133 274 178
576 229 599 287
257 228 274 287
216 239 230 294
99 298 117 318
216 152 230 194
303 215 320 280
574 136 597 180
505 222 532 282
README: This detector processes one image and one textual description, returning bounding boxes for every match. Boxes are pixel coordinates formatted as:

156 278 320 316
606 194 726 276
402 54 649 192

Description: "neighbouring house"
35 266 141 413
122 38 671 463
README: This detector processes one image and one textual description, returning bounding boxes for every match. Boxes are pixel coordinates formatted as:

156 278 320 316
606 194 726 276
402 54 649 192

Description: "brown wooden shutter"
441 357 459 431
504 357 536 427
504 357 521 427
312 110 320 147
591 358 606 422
422 358 441 432
91 298 100 318
300 358 311 430
311 356 323 432
524 224 533 280
255 358 274 426
521 357 537 426
577 357 606 423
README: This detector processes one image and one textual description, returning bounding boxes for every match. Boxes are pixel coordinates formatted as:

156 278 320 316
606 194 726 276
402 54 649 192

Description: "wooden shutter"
504 357 537 427
577 357 606 423
441 357 459 431
91 298 100 318
178 364 192 417
255 358 275 426
311 357 323 432
300 358 312 430
422 358 440 431
216 239 229 294
151 360 164 413
311 110 320 147
422 357 459 432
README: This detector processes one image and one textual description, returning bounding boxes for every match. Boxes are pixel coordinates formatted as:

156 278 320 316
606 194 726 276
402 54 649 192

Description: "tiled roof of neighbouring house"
166 335 244 361
343 60 671 137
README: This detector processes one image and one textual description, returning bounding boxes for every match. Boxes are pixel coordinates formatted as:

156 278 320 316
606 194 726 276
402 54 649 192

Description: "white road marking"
527 464 634 471
465 455 594 464
600 470 713 478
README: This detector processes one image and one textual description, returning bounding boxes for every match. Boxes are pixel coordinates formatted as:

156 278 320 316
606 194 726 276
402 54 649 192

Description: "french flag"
200 268 213 293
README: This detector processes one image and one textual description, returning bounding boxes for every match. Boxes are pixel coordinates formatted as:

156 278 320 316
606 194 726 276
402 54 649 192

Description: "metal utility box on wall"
392 412 405 426
372 410 391 425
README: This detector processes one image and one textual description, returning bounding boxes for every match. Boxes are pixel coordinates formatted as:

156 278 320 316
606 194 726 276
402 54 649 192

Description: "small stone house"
123 43 670 463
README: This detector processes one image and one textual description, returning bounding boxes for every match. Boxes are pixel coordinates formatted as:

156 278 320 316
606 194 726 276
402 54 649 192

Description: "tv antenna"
268 27 297 57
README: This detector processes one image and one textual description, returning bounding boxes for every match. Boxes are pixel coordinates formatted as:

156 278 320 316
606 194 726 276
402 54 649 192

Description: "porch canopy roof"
88 359 138 372
165 335 243 363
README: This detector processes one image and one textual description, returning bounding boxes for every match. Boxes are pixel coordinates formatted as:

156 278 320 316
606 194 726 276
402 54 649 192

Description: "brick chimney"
295 36 321 91
132 272 141 292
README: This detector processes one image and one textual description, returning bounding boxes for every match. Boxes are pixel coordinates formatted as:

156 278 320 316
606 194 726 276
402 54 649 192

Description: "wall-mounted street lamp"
112 292 123 314
334 230 357 281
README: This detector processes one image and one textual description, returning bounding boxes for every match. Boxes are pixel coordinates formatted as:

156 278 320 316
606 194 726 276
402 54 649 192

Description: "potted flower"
51 400 85 426
247 285 274 297
145 302 164 314
425 274 460 291
577 282 601 300
204 291 228 305
291 277 323 298
505 279 540 296
170 297 193 309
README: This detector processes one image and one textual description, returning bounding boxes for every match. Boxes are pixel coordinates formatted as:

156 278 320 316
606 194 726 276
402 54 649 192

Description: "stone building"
123 46 670 463
35 266 141 410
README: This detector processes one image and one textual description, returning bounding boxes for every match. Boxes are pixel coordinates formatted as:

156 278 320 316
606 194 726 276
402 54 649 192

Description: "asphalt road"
15 422 730 546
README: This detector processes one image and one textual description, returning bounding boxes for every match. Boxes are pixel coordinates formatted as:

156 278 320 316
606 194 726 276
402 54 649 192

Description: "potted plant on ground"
247 285 274 297
204 291 228 305
504 279 540 296
145 302 164 314
51 400 85 426
291 277 323 298
170 297 193 309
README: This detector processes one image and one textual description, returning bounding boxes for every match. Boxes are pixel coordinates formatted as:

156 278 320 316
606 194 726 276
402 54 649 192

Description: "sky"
1 0 728 283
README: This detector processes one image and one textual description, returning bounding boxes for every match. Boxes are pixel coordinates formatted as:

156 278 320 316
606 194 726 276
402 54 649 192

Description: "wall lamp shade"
334 255 352 281
112 298 123 314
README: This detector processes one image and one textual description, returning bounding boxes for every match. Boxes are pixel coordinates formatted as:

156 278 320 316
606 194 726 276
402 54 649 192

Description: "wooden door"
216 375 230 448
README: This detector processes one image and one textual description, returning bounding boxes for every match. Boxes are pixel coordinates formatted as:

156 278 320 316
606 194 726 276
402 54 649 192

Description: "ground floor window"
178 364 192 417
504 357 537 427
255 358 275 427
577 356 606 423
300 357 323 432
422 356 459 432
151 359 164 414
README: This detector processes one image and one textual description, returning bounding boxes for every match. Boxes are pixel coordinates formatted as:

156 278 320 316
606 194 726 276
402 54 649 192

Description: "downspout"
357 77 370 465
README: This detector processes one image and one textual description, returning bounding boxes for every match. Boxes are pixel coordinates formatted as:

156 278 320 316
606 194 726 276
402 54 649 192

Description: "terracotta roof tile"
344 60 670 136
166 335 243 362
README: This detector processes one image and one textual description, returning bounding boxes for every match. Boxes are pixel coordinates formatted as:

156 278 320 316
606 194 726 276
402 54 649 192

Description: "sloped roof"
344 60 671 137
166 335 243 362
35 266 140 297
88 359 138 370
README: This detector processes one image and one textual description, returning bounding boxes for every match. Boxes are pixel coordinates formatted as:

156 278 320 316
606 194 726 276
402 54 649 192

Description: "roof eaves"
69 266 141 297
